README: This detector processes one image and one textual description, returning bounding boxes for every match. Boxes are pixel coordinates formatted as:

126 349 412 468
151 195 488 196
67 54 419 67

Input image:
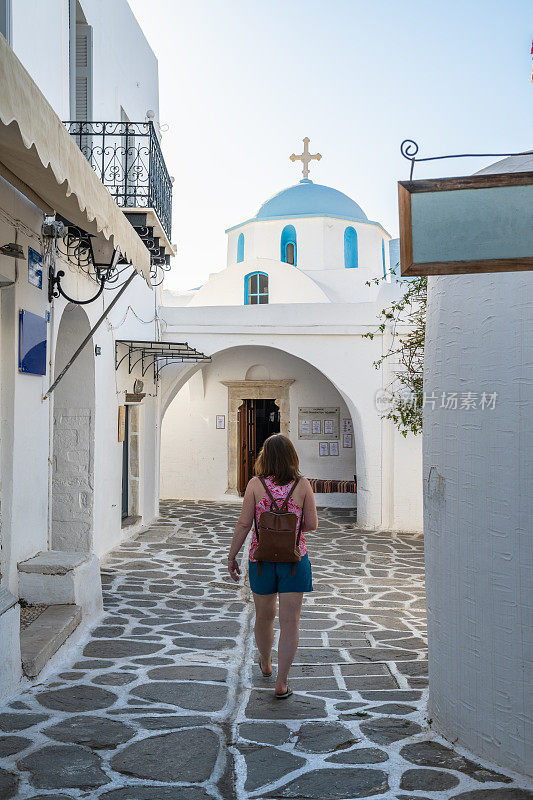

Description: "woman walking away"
227 434 318 699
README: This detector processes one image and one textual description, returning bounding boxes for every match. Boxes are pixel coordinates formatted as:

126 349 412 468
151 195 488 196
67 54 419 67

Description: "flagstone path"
0 501 532 799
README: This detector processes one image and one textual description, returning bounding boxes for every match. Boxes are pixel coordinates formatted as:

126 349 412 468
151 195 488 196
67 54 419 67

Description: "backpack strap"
279 477 300 512
259 476 280 511
295 492 305 548
256 478 279 576
290 491 307 576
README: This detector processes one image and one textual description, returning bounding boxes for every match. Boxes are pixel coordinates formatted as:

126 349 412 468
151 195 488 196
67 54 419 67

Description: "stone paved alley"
0 502 532 800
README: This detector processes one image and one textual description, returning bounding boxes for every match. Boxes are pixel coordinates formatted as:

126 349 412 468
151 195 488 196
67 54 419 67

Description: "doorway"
237 398 280 494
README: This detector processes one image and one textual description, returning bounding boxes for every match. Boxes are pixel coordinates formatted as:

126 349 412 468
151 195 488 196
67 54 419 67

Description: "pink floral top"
249 476 307 562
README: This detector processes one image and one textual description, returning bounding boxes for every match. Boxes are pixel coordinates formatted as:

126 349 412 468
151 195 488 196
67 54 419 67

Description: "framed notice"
18 310 47 375
319 442 329 457
342 418 353 434
216 415 225 429
298 407 340 440
343 433 353 448
28 246 43 289
299 419 311 436
329 441 339 456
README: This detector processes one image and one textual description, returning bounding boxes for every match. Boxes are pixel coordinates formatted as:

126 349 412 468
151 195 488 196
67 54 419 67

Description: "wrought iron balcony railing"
64 120 173 240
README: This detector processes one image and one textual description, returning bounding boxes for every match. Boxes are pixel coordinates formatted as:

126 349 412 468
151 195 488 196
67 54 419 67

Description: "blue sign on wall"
19 310 47 375
28 247 43 289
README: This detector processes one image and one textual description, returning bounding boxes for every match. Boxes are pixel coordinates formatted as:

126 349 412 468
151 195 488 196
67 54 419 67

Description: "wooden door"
238 400 257 495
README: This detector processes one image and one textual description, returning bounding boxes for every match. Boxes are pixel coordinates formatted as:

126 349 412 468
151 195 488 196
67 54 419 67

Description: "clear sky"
128 0 533 291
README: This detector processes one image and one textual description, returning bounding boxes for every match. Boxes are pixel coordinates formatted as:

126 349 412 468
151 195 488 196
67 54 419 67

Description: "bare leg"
276 592 304 694
252 592 277 674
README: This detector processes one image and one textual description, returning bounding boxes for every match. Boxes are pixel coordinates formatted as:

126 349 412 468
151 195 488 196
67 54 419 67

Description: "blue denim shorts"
249 553 313 595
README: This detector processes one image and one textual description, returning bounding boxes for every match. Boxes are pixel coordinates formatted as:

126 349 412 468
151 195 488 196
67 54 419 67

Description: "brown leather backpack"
253 477 305 576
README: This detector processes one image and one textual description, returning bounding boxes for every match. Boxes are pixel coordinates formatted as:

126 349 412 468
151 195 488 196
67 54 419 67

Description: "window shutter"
0 0 12 45
75 24 93 121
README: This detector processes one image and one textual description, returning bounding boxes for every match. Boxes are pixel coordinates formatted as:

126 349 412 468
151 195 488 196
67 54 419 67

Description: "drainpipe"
45 228 56 550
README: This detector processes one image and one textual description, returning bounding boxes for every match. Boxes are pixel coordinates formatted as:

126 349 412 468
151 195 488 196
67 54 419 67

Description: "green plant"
364 267 427 437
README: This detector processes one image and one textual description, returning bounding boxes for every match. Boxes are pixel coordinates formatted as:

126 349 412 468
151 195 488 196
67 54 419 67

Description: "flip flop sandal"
258 657 272 677
275 687 293 699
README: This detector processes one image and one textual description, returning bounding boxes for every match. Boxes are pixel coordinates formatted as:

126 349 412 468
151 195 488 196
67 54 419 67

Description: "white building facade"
0 0 176 699
423 154 533 778
161 169 423 532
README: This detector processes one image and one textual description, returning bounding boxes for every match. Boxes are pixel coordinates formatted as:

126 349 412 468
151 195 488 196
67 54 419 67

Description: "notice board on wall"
18 309 47 375
298 407 340 440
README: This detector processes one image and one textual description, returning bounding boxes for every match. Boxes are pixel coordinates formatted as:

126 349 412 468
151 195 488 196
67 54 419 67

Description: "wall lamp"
48 232 121 305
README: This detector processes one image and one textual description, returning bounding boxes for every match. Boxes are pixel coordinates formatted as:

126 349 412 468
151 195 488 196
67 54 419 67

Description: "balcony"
64 120 173 245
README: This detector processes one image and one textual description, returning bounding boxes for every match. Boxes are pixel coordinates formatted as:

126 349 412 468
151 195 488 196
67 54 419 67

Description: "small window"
286 242 295 265
344 226 358 269
245 272 268 305
281 225 297 265
237 233 245 263
382 239 387 277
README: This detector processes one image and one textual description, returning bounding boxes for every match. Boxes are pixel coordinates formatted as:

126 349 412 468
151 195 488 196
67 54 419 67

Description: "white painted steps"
20 604 81 677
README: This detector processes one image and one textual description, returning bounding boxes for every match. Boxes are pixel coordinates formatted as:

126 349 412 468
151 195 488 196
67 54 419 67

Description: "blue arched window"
382 239 387 277
237 233 245 263
344 226 358 269
244 272 268 305
281 225 297 265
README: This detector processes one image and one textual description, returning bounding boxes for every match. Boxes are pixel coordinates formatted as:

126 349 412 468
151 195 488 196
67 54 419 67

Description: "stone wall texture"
52 409 94 552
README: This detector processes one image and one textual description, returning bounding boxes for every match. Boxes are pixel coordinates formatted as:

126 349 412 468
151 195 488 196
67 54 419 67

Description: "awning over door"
0 36 150 281
115 340 211 381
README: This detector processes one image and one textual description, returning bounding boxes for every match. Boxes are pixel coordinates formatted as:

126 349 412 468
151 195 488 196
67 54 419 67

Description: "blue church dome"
255 179 368 222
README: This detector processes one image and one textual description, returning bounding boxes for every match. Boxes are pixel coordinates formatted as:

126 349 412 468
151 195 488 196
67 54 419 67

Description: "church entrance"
237 399 280 493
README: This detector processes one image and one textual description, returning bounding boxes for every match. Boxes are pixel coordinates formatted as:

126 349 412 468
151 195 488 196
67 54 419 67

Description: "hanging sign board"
398 171 533 276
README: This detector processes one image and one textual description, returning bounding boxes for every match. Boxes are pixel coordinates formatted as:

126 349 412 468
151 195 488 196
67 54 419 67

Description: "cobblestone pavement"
1 501 532 800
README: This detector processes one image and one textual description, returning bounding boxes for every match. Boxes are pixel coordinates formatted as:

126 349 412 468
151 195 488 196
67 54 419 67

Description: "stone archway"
221 379 294 493
51 304 95 551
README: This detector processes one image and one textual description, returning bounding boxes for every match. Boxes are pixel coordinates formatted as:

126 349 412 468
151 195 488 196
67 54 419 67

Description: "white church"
160 139 423 532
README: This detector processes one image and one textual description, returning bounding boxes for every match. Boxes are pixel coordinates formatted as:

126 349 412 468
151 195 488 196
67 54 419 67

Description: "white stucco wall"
227 217 389 275
182 213 392 306
159 303 423 533
0 0 164 704
11 0 159 124
82 0 160 124
0 173 162 594
423 272 533 777
54 263 162 560
0 180 52 591
11 0 70 118
188 259 330 306
160 346 356 503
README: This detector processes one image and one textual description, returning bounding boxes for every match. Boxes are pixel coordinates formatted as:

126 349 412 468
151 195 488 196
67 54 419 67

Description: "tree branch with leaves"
363 270 427 437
